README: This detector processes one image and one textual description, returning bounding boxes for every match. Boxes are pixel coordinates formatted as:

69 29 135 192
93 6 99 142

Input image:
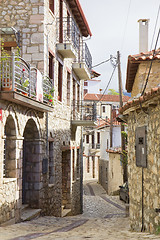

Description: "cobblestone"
0 180 159 240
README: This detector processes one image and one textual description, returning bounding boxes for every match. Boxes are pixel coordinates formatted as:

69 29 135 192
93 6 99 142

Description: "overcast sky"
79 0 160 93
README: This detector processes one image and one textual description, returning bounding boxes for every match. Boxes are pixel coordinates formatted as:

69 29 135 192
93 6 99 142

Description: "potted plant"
44 92 54 105
21 78 29 96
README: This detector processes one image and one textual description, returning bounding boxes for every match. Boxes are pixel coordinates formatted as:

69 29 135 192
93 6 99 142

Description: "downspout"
141 167 145 232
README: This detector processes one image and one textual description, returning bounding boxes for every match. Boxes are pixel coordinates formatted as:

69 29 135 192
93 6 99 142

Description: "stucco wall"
131 62 160 98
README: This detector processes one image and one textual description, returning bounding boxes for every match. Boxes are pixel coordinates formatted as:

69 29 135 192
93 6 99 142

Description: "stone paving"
0 180 159 240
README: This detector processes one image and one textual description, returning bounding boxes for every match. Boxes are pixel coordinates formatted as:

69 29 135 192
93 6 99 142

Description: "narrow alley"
0 181 158 240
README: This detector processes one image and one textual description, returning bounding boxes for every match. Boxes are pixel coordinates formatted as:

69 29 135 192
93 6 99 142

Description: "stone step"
62 208 72 217
21 204 29 211
21 208 41 222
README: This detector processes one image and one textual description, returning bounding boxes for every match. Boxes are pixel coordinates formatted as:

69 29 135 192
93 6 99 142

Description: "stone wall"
0 0 84 224
131 62 160 97
0 178 18 224
127 104 160 233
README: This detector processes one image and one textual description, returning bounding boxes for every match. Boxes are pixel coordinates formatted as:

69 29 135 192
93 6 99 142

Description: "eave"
67 0 92 37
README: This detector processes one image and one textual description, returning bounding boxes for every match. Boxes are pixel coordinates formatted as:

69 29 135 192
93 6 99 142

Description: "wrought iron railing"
71 101 97 121
56 17 80 52
0 53 54 105
81 42 92 70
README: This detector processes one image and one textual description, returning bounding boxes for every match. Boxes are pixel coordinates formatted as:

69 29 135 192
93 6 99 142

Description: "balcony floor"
0 91 53 112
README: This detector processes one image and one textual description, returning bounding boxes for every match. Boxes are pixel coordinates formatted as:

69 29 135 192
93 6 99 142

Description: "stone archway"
4 115 17 178
22 119 41 208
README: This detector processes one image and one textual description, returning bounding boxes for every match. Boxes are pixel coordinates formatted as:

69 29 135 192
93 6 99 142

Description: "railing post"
12 52 15 91
29 64 31 97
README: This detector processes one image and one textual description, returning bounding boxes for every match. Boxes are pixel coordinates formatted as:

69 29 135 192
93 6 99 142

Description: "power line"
150 4 160 50
92 57 111 68
120 0 132 51
141 28 160 96
97 62 118 103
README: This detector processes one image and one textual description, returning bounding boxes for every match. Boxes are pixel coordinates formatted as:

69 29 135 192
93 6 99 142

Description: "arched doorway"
23 119 41 208
4 115 17 178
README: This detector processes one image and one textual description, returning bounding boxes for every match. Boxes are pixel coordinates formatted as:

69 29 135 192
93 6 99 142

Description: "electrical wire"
97 62 118 103
150 4 160 50
92 57 111 68
120 0 132 51
141 28 160 96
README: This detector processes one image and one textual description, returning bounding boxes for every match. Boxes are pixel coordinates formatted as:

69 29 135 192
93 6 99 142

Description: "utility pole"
117 51 128 182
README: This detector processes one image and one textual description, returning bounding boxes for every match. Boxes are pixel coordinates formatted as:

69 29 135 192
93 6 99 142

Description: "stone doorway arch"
4 115 17 178
22 119 41 208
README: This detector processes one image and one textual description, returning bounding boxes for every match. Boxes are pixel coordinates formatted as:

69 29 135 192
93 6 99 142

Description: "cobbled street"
0 181 159 240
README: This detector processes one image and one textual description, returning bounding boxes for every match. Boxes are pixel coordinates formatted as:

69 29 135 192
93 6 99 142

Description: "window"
59 0 63 43
87 157 90 173
49 52 54 84
103 106 105 113
84 81 88 86
49 0 54 14
58 62 63 101
86 135 89 143
97 132 100 144
72 149 75 180
77 149 80 178
67 11 70 38
84 89 88 95
67 72 70 106
92 134 94 148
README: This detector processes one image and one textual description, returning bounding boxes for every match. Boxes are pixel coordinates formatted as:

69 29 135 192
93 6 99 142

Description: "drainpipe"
141 167 145 232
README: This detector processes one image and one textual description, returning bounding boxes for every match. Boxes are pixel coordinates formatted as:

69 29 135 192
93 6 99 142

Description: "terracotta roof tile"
119 86 160 114
126 49 160 92
84 93 130 102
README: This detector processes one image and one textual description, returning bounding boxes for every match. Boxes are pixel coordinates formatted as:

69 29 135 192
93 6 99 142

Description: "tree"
108 89 119 95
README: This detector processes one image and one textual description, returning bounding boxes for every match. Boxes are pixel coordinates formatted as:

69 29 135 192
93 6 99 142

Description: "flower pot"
21 91 28 96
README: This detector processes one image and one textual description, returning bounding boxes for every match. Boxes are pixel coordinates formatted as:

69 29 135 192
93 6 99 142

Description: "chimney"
138 19 149 53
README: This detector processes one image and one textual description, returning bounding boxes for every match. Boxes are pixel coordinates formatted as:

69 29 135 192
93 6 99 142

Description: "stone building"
119 49 160 233
0 0 95 225
83 93 129 182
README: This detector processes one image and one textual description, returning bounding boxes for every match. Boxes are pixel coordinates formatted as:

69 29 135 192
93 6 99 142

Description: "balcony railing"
71 101 97 122
56 17 80 52
0 53 54 106
80 42 92 70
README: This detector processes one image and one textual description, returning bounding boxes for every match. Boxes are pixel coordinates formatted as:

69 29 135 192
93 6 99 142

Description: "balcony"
0 54 54 112
71 101 96 139
72 43 92 80
56 17 80 58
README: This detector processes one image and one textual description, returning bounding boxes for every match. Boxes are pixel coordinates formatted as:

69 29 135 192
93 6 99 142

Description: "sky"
79 0 160 93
